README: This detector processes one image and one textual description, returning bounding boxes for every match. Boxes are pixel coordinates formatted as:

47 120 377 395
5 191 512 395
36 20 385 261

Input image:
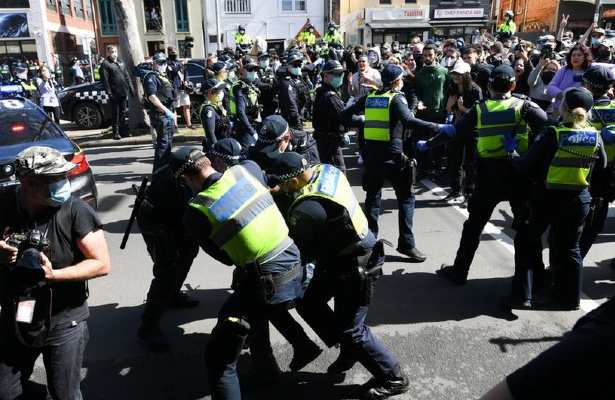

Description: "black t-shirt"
447 81 483 111
0 189 102 327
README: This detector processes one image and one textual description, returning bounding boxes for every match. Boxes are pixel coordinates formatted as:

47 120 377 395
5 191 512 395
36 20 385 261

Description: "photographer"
0 146 110 400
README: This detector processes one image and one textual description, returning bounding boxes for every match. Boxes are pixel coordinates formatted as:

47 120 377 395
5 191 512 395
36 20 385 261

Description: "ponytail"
560 105 589 129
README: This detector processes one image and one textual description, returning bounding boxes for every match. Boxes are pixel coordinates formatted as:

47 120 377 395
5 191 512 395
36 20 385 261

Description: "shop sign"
370 8 426 21
0 13 29 38
603 9 615 18
434 8 485 19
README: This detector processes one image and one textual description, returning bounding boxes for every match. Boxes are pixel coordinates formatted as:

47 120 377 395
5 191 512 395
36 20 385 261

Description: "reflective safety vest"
234 32 252 46
546 126 599 191
323 30 343 45
20 80 36 92
590 102 615 164
475 97 529 159
290 164 369 247
229 81 259 116
94 66 101 81
298 31 316 45
498 21 517 34
364 91 397 142
188 165 291 267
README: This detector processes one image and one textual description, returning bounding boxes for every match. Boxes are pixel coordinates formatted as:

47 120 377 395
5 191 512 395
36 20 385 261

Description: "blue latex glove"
416 140 429 152
164 109 175 121
438 124 456 137
503 132 518 155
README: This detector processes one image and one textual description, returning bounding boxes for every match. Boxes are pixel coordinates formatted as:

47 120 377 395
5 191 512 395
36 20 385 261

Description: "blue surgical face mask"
592 37 602 46
259 60 269 69
246 71 257 82
290 67 302 76
330 75 343 88
47 178 71 206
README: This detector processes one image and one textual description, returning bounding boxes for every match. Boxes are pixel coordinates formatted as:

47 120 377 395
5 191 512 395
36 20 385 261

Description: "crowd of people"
1 16 615 400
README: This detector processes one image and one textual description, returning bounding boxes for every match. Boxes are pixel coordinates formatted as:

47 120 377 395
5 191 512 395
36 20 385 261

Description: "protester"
547 43 593 116
35 65 61 123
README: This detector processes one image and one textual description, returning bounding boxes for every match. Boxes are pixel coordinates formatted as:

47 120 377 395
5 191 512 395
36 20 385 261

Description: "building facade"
430 0 491 40
203 0 326 55
340 0 432 46
0 0 41 63
96 0 207 59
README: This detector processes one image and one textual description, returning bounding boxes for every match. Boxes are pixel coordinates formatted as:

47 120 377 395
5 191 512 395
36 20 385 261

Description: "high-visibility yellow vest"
290 164 369 247
475 97 529 159
94 66 101 81
590 101 615 164
20 80 36 92
546 126 599 191
364 91 397 142
498 21 517 34
234 32 252 46
323 30 343 45
188 165 291 266
229 81 259 116
299 31 316 45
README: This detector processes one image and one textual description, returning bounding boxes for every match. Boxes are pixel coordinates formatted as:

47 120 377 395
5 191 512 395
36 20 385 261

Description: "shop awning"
367 21 432 29
430 19 489 25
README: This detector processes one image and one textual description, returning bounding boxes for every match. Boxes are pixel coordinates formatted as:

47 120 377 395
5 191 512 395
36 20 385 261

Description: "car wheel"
73 102 103 129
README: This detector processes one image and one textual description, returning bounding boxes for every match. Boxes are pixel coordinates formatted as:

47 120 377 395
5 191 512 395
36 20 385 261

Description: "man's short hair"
462 46 478 56
423 44 437 53
106 45 116 52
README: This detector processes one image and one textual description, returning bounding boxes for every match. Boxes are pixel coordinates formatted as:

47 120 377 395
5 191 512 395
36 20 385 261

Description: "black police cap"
583 65 615 89
259 115 289 144
268 152 309 182
209 138 243 164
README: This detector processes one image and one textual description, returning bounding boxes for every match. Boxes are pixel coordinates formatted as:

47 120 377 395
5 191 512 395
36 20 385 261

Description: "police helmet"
286 52 304 65
152 52 167 64
322 59 344 74
238 25 245 31
504 10 514 17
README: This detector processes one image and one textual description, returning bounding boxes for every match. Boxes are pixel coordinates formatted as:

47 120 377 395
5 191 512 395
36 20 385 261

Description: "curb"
73 134 202 149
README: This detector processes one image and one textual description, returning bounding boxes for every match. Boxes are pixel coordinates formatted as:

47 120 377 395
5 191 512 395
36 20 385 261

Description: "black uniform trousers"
452 160 535 278
315 132 346 173
579 198 610 259
513 189 591 306
110 95 129 137
140 228 199 325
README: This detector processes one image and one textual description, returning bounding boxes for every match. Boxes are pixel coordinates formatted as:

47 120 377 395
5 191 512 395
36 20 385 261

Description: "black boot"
170 291 199 309
327 347 357 375
436 264 467 285
361 373 410 400
138 305 169 352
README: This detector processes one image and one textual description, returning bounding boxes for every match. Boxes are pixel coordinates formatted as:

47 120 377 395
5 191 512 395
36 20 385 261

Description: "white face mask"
259 60 269 69
215 91 224 103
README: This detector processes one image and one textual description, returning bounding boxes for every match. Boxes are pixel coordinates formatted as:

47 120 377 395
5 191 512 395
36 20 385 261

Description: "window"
282 0 306 11
0 0 30 7
86 0 93 19
47 0 57 10
60 0 71 15
224 0 251 14
98 0 117 36
379 0 391 4
405 0 416 3
74 0 85 18
175 0 189 32
144 0 163 32
147 41 165 56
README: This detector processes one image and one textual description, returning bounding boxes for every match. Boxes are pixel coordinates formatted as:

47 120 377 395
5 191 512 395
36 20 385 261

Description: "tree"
113 0 147 129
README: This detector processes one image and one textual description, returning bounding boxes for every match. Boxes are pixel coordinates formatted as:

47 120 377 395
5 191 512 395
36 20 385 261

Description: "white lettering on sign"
434 8 484 19
370 8 426 21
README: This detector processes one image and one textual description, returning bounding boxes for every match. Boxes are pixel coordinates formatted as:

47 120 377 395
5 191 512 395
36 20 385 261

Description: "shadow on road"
489 336 563 353
367 269 516 325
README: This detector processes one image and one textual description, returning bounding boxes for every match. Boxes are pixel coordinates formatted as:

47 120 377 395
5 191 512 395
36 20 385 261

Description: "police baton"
120 177 149 250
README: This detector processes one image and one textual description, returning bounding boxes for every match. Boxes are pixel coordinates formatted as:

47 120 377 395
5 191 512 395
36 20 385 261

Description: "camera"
540 46 554 60
6 229 50 284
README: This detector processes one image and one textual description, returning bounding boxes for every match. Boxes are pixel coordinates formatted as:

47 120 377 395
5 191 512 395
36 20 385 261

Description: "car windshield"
0 105 65 147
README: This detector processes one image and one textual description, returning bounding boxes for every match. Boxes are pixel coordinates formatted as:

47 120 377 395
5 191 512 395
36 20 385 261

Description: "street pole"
202 0 208 57
215 0 222 51
594 0 602 24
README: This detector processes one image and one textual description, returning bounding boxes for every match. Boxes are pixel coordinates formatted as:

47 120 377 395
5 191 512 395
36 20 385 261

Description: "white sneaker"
447 194 465 205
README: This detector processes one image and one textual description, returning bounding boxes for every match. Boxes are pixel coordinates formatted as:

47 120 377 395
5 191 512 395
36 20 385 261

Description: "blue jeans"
205 251 305 400
150 111 176 171
0 320 89 400
362 160 416 249
298 260 401 381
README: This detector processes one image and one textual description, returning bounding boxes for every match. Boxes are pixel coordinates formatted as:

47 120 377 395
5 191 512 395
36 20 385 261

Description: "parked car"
58 59 207 129
0 93 98 208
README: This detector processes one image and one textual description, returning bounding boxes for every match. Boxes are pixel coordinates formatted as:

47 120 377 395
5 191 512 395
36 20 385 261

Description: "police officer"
256 53 278 118
143 52 177 171
229 56 261 149
298 24 317 47
513 88 606 310
342 64 450 262
248 115 293 171
11 62 37 100
323 22 343 47
579 65 615 258
171 147 305 399
136 149 199 351
200 79 232 151
497 10 517 40
419 65 548 297
269 152 410 400
212 61 232 112
279 52 308 130
313 59 349 173
234 25 252 53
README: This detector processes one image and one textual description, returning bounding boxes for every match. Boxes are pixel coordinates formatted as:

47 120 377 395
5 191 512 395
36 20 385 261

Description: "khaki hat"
16 146 76 177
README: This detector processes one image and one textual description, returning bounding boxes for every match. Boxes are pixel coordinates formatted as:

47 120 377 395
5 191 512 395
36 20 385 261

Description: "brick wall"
497 0 557 32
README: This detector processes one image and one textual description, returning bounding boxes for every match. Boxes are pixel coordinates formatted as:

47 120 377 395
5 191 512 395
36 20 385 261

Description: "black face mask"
541 70 556 84
169 54 178 61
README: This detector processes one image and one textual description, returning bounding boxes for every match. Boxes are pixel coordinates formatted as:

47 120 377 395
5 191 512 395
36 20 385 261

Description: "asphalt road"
29 143 615 400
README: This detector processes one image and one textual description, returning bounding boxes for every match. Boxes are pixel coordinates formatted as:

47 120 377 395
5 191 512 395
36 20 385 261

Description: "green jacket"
415 64 448 116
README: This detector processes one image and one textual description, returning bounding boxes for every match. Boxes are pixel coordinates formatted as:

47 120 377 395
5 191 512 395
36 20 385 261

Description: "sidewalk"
62 122 203 149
